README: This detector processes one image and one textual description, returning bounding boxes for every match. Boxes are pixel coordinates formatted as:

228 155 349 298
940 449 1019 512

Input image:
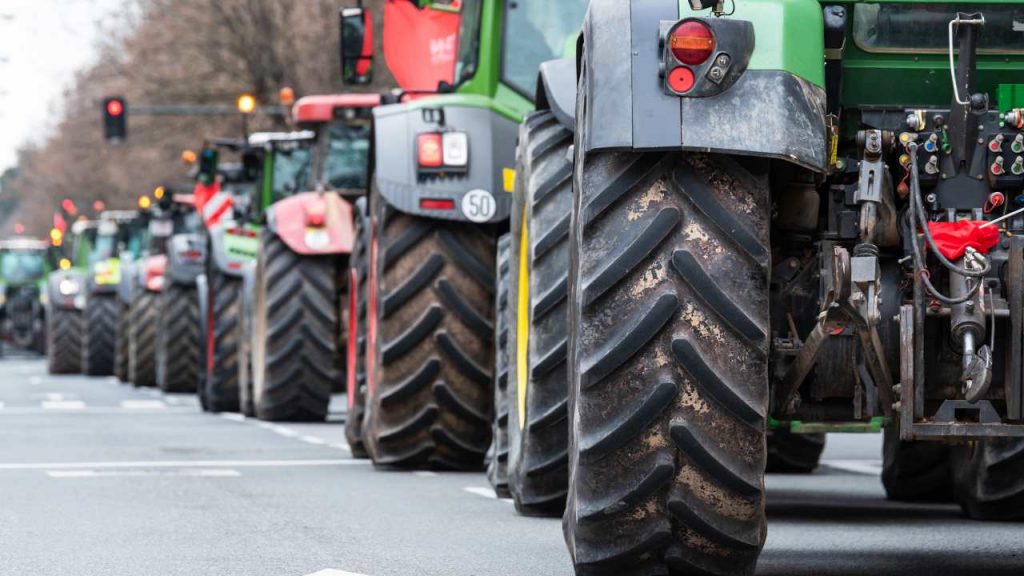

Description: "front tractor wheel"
203 269 243 412
566 151 770 575
251 230 339 422
47 306 82 375
114 302 130 382
362 195 496 470
129 291 159 387
82 294 118 376
156 283 201 393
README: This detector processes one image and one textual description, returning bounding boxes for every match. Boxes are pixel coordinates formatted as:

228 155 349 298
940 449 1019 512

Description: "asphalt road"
0 357 1022 576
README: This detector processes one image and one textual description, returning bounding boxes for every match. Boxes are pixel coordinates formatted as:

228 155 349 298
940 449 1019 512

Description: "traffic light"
103 96 127 141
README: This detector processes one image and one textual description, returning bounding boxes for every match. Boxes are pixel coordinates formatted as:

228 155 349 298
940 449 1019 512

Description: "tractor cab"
292 94 379 196
0 237 50 353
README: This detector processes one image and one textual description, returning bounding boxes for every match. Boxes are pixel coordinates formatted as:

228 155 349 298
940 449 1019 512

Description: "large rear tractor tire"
566 147 770 575
156 283 201 393
251 230 339 421
766 430 825 474
882 424 953 502
47 306 82 375
488 233 512 497
203 270 243 412
129 291 159 388
507 110 573 516
114 303 130 382
82 294 118 376
362 192 497 470
345 199 371 458
952 438 1024 520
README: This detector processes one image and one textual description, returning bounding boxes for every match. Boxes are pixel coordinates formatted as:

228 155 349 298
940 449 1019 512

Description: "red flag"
925 220 1001 260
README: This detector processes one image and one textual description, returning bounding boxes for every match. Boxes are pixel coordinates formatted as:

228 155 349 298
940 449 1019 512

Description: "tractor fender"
166 233 206 286
209 225 257 278
371 101 517 223
535 58 577 133
196 272 208 366
265 192 355 256
579 0 827 173
47 269 87 311
118 257 138 306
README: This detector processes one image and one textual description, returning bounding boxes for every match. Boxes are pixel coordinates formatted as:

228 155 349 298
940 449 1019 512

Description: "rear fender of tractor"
265 192 355 256
535 58 577 133
117 259 137 306
371 100 517 222
579 0 827 172
208 224 258 278
166 233 206 286
47 269 87 311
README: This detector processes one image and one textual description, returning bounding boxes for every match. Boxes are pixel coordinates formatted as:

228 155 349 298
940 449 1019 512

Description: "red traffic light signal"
103 96 127 141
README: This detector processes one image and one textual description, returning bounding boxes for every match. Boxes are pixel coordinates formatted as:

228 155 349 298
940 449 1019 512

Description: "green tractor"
0 237 50 355
340 0 588 480
548 0 1024 574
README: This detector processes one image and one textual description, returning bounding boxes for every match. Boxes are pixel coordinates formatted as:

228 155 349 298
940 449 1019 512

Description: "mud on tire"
488 233 512 496
251 230 339 422
82 294 118 376
129 291 159 387
566 149 770 575
362 192 496 470
47 306 82 375
507 111 573 515
156 283 201 393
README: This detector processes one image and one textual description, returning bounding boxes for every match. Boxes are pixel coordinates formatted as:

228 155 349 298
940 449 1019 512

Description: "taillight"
670 21 714 65
417 134 443 168
306 197 327 227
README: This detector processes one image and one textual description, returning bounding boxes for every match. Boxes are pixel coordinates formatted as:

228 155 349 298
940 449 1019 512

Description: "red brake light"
418 134 443 168
667 67 696 93
670 21 715 65
420 198 455 211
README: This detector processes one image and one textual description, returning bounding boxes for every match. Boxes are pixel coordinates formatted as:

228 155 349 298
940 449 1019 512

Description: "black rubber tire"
882 424 953 502
362 191 496 470
952 438 1024 520
156 283 201 393
82 294 118 376
566 146 771 574
488 233 512 497
114 303 130 382
129 291 159 388
507 111 572 516
345 199 371 458
251 230 339 421
766 430 825 474
47 306 82 374
204 270 243 412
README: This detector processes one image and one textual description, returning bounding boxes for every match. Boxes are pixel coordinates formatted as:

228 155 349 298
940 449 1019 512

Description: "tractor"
45 220 96 374
0 237 50 355
338 0 588 475
113 208 154 383
554 1 1024 574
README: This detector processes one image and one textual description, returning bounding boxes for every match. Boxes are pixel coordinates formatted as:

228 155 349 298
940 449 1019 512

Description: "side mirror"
340 7 374 85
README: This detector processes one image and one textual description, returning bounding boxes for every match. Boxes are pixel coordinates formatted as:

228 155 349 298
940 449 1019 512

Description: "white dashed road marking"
463 486 508 500
0 459 367 471
328 443 351 452
44 393 64 401
268 425 299 438
47 469 241 478
120 400 167 410
413 471 438 478
41 400 86 410
300 435 327 445
219 413 246 422
822 459 883 476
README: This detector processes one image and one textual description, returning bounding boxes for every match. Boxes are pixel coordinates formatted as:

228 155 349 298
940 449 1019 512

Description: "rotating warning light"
61 198 78 216
154 186 165 200
138 196 152 210
59 258 72 270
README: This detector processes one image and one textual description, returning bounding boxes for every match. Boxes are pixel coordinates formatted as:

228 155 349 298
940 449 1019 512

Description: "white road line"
41 400 85 410
0 407 193 415
47 469 241 478
463 486 503 500
0 459 367 471
268 425 299 438
29 376 41 386
120 400 167 410
413 471 438 478
305 570 373 576
300 435 327 445
822 459 883 476
328 443 352 452
106 377 120 384
44 393 64 401
219 413 246 422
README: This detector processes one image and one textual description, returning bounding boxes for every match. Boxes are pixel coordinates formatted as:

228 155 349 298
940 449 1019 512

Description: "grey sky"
0 0 124 171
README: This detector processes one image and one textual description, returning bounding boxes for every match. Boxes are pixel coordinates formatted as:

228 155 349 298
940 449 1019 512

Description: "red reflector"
418 134 443 168
420 198 455 211
670 21 715 65
182 250 203 260
667 67 696 93
227 262 243 270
